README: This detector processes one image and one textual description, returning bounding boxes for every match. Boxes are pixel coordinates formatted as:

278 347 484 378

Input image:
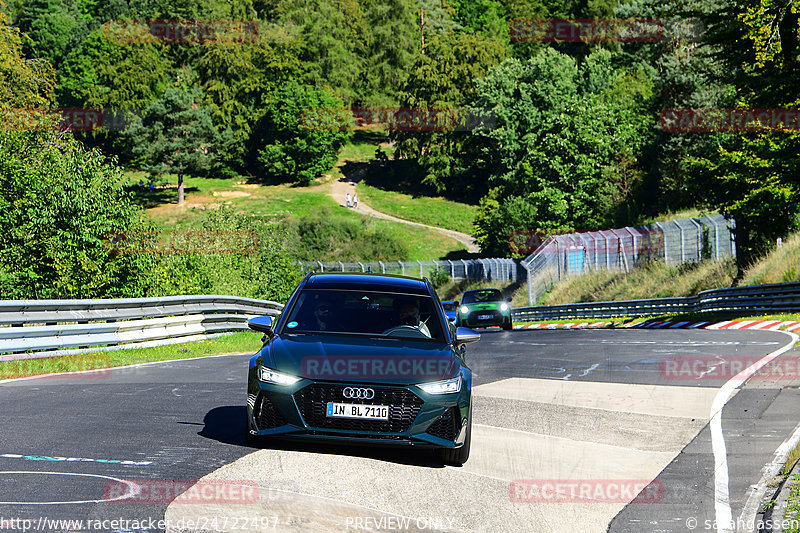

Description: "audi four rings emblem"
343 387 375 399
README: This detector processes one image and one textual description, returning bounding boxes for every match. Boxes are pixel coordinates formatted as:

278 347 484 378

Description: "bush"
0 129 154 299
280 208 409 261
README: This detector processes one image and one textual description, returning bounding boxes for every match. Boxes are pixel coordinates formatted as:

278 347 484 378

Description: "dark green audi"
456 288 513 330
246 272 480 465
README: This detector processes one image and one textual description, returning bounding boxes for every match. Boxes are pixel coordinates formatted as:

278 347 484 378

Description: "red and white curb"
512 320 800 331
513 322 621 330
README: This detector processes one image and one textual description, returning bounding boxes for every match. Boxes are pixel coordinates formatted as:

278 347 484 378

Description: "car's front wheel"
436 411 471 466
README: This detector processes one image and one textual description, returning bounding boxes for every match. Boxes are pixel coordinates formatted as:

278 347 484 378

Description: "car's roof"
303 273 430 296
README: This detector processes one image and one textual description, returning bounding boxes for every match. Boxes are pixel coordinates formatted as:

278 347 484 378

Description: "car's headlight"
460 306 469 314
417 375 462 394
258 366 301 385
500 303 509 311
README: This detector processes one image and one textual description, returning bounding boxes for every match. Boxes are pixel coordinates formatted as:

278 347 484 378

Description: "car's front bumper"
457 309 511 328
247 374 471 449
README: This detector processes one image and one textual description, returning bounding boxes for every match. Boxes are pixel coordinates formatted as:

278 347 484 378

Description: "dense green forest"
0 0 798 299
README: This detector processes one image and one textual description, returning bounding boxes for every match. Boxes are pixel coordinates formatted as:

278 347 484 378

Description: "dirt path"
328 166 480 253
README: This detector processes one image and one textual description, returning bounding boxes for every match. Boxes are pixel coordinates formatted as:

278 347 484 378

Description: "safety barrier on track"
0 295 284 360
512 281 800 321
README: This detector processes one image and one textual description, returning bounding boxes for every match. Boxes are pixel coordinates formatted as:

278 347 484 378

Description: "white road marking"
711 331 799 533
0 453 151 465
738 420 800 532
0 471 139 505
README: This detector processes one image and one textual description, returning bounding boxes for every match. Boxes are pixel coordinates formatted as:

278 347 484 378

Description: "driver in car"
393 299 431 338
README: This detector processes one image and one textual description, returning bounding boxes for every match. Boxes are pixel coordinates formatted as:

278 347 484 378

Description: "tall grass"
741 232 800 285
540 259 737 305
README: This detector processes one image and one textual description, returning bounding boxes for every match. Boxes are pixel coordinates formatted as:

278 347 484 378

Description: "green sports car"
456 288 513 330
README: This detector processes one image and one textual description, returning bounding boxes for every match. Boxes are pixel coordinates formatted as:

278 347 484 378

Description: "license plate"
478 314 494 320
326 403 389 420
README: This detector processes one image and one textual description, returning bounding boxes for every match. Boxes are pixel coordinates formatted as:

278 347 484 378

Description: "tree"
391 31 506 197
467 48 656 253
360 0 419 105
280 0 369 103
196 35 300 172
253 80 351 185
688 0 800 272
0 6 55 108
14 0 87 71
125 85 222 204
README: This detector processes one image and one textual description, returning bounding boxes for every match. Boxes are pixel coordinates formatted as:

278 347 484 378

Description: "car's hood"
261 333 458 385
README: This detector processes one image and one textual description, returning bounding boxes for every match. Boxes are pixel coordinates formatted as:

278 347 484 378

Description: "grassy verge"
356 182 477 235
741 232 800 285
540 259 738 305
0 331 263 380
125 174 465 261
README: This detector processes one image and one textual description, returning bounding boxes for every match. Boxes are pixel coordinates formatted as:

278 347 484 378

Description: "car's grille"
426 407 459 441
255 394 287 430
294 384 423 433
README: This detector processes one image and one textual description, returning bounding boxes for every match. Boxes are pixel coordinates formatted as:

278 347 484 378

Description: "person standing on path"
353 193 358 208
346 192 351 208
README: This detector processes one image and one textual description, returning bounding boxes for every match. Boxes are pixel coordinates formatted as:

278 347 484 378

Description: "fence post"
674 220 685 263
400 261 405 276
379 261 385 274
689 218 702 261
448 260 454 280
523 259 534 305
461 259 468 279
339 261 345 272
705 215 720 260
417 260 424 279
318 261 324 273
358 262 365 272
624 227 638 265
655 222 668 266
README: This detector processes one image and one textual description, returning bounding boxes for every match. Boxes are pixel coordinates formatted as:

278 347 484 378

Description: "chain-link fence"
521 214 736 305
298 258 522 283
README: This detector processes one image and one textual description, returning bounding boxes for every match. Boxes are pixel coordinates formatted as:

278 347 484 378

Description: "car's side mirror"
453 300 459 307
455 327 480 344
247 316 274 336
506 297 512 303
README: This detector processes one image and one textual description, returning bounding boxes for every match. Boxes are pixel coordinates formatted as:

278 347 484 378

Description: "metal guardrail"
512 282 800 321
0 295 284 360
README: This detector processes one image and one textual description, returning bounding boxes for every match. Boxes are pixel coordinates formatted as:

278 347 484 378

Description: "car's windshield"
283 289 445 342
461 289 503 304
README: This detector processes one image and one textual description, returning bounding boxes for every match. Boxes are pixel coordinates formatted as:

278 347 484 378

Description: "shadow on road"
199 405 448 468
